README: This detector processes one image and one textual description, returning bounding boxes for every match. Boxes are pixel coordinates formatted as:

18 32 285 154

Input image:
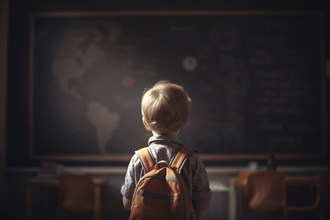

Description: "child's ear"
142 116 151 130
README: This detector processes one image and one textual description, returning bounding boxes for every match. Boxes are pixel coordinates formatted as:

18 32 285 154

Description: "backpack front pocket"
139 189 178 200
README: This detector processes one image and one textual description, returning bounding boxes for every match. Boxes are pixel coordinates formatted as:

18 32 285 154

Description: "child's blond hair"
141 80 191 135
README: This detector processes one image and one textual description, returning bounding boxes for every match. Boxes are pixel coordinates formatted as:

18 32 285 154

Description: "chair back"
58 173 95 214
242 171 287 220
287 171 329 213
286 171 329 220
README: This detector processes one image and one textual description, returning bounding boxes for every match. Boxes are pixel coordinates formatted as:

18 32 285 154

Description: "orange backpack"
129 146 193 220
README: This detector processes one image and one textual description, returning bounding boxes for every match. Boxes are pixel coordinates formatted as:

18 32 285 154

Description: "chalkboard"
29 11 326 161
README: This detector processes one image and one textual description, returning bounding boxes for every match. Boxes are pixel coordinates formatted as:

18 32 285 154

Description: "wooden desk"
209 181 231 220
26 176 106 220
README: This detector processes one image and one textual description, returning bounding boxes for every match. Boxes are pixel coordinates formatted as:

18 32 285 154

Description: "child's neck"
151 130 180 139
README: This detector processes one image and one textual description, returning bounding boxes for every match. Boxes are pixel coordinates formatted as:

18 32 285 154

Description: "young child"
121 80 211 220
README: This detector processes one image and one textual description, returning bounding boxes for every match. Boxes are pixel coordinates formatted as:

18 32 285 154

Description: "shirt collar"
148 135 183 146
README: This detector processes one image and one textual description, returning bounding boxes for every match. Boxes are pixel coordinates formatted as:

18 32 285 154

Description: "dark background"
2 1 330 220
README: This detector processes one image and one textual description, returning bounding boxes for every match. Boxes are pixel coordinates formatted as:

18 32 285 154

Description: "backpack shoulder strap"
136 147 155 173
170 146 193 173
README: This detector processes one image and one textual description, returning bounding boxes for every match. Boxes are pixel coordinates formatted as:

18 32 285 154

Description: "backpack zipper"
139 189 176 200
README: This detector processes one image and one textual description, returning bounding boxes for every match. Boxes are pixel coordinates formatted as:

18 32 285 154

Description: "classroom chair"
287 171 329 220
58 173 96 220
241 171 287 220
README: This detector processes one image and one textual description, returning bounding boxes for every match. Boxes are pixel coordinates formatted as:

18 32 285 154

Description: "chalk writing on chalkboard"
29 11 326 161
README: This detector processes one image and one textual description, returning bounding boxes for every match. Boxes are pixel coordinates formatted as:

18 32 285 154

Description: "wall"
0 0 9 219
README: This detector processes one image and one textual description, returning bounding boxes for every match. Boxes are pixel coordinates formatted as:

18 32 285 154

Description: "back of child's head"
141 80 191 135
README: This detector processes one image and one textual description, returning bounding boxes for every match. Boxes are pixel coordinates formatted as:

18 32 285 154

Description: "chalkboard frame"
28 10 327 162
